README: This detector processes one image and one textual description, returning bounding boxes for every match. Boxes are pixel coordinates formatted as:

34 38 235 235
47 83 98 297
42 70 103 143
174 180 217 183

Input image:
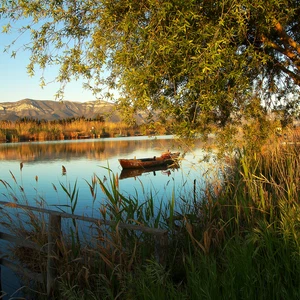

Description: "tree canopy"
1 0 299 137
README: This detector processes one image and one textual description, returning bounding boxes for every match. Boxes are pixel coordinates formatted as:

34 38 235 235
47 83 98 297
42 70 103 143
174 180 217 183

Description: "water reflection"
0 136 180 163
0 136 218 299
0 136 217 216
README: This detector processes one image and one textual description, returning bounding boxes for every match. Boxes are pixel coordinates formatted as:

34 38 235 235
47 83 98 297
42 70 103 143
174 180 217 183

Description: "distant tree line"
0 116 169 142
15 114 105 125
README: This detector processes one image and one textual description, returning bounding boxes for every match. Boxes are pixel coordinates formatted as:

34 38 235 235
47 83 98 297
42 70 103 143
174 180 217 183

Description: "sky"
0 21 98 103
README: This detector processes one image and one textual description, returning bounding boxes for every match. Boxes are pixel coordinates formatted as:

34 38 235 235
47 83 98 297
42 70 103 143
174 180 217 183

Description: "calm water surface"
0 135 218 297
0 135 217 216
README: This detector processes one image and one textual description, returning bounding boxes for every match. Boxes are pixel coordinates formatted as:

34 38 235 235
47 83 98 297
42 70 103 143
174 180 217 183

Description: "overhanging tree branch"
274 20 300 55
0 0 299 138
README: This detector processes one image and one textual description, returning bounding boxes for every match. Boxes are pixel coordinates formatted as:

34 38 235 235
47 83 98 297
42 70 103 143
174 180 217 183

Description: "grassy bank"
0 136 299 299
0 118 169 142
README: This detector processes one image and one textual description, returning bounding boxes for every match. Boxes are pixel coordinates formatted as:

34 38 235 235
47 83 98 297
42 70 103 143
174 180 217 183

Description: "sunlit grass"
0 140 299 298
0 118 170 142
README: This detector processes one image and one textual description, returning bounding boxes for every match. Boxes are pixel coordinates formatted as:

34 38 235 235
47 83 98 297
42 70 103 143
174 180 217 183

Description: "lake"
0 135 218 298
0 135 217 216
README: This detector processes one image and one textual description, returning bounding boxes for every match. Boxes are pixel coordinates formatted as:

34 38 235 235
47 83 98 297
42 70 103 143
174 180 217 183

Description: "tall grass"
0 140 300 299
0 165 176 298
0 118 170 142
178 141 300 299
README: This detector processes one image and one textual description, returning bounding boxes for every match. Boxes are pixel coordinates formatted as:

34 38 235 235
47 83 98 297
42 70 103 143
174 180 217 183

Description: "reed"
0 138 300 299
0 165 173 298
0 118 170 142
176 141 300 298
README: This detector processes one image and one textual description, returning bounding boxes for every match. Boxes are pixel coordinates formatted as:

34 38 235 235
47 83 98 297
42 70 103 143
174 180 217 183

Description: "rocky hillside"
0 98 146 123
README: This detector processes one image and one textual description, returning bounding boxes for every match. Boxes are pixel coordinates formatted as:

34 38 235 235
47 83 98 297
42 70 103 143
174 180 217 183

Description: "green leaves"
1 0 299 138
2 23 11 33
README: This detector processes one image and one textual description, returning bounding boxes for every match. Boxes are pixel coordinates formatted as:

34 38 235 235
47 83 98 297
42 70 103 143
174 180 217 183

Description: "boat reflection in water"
119 163 180 180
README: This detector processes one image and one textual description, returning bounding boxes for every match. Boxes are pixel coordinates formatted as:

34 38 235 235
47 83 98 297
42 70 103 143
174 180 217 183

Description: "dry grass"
1 128 299 298
0 119 170 142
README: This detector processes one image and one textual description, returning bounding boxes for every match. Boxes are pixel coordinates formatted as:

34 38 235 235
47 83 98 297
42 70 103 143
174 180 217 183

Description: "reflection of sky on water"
0 136 218 216
0 137 219 298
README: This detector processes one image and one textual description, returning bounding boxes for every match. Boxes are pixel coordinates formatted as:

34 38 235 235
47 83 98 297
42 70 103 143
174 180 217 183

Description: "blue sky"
0 21 97 103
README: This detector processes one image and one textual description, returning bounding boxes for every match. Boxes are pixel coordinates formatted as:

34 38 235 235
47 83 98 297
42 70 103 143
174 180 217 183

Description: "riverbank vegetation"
0 118 170 142
1 0 300 298
0 129 299 299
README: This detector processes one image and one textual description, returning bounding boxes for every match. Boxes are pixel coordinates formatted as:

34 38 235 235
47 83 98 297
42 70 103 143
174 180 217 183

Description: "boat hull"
118 152 180 169
119 164 180 179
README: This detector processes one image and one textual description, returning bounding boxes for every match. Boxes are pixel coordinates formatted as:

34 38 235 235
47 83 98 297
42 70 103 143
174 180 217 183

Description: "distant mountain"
0 98 147 123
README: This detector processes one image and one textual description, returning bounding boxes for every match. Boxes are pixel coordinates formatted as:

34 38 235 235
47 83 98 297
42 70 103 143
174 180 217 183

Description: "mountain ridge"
0 98 144 123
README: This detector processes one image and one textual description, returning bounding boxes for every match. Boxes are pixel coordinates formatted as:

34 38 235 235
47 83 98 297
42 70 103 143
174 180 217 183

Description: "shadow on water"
1 266 24 300
0 241 24 299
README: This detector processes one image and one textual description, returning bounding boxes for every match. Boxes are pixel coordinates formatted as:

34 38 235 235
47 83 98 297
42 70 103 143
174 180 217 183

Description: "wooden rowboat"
119 163 180 179
118 151 180 169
